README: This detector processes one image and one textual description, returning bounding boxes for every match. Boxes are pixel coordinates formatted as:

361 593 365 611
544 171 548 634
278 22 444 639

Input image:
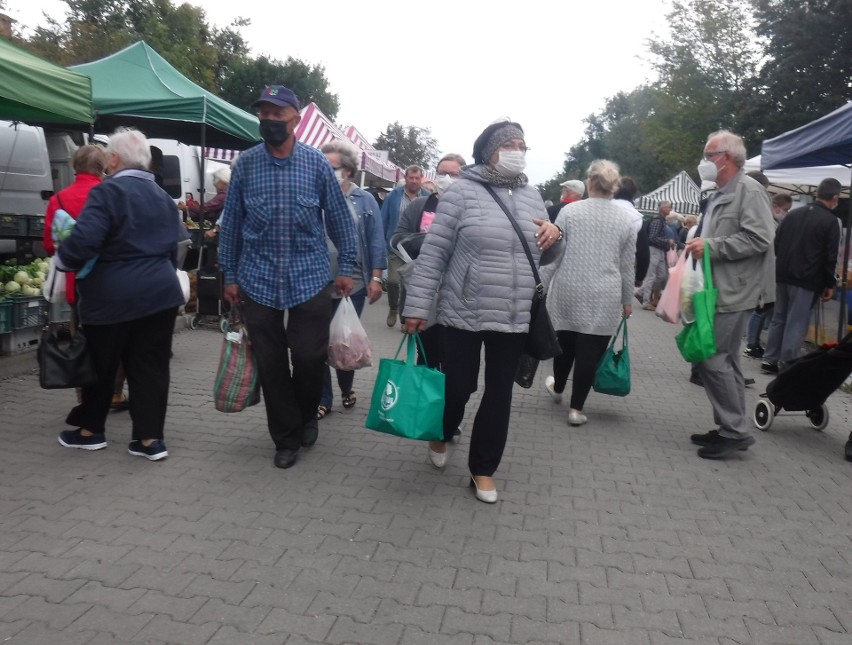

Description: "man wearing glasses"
683 130 775 459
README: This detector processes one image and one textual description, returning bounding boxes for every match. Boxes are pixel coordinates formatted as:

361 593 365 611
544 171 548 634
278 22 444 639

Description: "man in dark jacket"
637 201 675 309
761 178 841 373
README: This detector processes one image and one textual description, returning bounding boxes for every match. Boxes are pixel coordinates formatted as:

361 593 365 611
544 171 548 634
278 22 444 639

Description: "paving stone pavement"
1 302 851 644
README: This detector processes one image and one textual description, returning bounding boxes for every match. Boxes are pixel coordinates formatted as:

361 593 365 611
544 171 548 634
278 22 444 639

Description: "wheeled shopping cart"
753 331 852 431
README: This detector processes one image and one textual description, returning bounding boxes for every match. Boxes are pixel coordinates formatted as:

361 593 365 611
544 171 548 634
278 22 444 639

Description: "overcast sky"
7 0 671 184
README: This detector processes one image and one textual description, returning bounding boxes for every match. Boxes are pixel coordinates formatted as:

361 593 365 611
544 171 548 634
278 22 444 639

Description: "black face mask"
259 119 290 147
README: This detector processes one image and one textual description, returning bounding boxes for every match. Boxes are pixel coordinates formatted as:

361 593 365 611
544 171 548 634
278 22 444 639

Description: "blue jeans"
746 304 773 348
320 290 366 409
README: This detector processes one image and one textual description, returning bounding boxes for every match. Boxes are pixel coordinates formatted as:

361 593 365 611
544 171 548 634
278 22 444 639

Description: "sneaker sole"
128 448 168 461
697 435 755 458
58 437 107 450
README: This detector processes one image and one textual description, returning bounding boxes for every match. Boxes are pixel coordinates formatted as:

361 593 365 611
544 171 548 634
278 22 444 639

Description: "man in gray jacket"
684 130 775 459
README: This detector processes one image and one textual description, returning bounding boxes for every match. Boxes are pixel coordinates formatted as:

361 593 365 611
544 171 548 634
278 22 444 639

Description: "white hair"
212 167 231 185
107 128 151 169
706 130 747 168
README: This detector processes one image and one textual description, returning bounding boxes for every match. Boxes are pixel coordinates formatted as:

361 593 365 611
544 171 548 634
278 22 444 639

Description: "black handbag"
483 185 562 361
38 326 98 389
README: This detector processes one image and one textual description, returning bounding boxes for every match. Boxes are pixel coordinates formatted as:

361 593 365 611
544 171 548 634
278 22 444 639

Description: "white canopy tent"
744 155 850 197
635 171 701 215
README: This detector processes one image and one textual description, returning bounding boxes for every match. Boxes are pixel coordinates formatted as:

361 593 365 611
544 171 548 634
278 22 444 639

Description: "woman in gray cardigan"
541 160 636 426
403 120 562 503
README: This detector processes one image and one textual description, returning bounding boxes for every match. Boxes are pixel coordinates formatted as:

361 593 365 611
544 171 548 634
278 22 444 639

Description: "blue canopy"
761 102 852 170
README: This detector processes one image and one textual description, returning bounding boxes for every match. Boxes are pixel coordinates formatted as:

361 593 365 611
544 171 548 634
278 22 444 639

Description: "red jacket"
43 173 102 304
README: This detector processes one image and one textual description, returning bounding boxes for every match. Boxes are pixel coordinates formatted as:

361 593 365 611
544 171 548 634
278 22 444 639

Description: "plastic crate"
0 325 41 355
0 300 12 333
0 214 28 237
27 215 45 238
11 295 48 330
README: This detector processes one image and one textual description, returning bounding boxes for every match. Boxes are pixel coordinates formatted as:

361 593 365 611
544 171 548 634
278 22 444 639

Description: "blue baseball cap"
253 85 301 111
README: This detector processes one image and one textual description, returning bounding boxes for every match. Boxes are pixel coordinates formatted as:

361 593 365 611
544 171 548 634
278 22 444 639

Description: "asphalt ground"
0 298 850 644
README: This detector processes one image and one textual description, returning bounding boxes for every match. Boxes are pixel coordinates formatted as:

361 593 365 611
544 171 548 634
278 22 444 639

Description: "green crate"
11 295 48 330
27 215 45 238
0 300 11 333
0 214 28 237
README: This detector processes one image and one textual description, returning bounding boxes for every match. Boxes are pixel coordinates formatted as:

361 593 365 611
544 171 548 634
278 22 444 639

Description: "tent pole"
838 168 852 341
196 124 207 274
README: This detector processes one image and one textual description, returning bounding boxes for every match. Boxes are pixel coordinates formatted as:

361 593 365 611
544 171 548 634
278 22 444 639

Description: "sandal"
342 391 357 409
316 405 330 420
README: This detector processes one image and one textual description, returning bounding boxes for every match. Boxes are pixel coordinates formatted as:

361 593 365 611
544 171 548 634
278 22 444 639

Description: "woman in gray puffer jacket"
403 120 562 503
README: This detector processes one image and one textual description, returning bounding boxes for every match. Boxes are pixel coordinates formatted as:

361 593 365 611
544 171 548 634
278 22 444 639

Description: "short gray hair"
706 130 747 168
212 166 231 185
437 153 466 168
586 159 620 196
320 139 360 177
107 128 151 169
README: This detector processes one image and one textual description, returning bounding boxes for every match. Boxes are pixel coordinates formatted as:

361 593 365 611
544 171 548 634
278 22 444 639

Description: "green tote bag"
593 316 630 396
365 333 445 442
675 242 717 362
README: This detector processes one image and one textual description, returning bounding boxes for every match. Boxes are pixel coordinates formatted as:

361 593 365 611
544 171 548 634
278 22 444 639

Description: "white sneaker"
544 376 562 403
568 410 587 426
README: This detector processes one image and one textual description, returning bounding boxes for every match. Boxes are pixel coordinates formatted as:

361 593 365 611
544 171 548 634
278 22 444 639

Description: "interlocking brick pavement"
1 301 851 644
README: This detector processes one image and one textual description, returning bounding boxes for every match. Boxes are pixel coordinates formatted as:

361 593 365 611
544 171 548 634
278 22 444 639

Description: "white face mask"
334 168 346 184
495 150 526 177
435 174 456 195
697 159 718 183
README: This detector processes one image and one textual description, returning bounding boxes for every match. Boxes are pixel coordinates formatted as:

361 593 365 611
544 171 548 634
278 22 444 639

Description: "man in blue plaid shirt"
219 85 357 470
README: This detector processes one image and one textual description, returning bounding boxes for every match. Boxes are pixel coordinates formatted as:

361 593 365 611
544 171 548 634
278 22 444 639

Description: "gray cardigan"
402 165 558 332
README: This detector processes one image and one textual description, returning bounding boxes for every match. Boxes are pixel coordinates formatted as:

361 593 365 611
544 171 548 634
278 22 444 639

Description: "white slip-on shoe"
428 443 448 468
568 410 588 426
544 376 562 403
469 476 498 503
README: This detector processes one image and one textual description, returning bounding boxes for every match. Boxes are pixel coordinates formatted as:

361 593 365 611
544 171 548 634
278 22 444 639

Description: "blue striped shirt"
218 142 357 309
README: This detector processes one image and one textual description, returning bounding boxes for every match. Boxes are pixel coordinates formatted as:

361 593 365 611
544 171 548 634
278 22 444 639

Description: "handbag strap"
701 240 714 292
482 185 543 289
607 316 628 351
394 332 430 366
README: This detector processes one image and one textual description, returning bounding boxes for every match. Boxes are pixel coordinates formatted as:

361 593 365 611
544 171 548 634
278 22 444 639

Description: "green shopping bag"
675 242 717 362
365 333 445 441
593 316 630 396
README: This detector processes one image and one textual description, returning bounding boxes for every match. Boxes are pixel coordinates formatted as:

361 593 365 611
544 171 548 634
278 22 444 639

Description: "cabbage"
13 271 30 285
5 281 21 293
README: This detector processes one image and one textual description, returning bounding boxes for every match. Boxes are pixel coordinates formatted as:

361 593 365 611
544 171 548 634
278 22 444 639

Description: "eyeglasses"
703 150 727 160
437 171 460 178
498 142 530 153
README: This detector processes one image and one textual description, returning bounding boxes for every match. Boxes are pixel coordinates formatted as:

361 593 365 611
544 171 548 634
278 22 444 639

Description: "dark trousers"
441 327 526 477
417 324 444 369
552 330 611 410
241 290 332 451
66 307 177 439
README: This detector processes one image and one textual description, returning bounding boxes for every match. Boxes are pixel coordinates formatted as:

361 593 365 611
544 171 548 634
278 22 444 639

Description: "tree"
373 122 438 170
219 55 340 119
741 0 852 141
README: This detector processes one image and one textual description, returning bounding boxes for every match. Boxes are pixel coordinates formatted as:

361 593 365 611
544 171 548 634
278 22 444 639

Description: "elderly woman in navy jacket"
55 128 187 461
403 120 562 503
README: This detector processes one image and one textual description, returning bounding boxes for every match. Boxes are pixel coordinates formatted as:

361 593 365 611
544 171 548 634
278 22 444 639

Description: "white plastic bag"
43 258 66 304
680 256 705 324
176 269 190 304
327 297 372 370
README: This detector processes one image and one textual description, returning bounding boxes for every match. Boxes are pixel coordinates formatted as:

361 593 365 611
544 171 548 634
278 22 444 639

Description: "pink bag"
656 251 688 324
666 249 678 267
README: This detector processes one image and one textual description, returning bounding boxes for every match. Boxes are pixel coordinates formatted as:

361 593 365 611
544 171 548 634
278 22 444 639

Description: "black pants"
241 290 332 452
417 324 444 369
552 330 611 410
66 307 177 440
441 327 526 477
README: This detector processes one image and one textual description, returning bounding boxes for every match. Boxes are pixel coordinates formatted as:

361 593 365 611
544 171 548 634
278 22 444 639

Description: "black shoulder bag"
38 326 98 389
483 185 562 363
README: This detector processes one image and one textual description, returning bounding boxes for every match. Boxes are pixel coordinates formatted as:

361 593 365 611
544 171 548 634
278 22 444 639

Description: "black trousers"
241 290 332 452
66 307 177 440
552 330 611 410
441 327 526 477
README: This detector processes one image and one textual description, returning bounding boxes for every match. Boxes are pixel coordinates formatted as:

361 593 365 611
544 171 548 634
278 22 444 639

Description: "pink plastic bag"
666 248 678 267
656 251 688 324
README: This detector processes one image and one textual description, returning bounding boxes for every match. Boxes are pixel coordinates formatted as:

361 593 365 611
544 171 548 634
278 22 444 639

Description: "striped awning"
636 171 701 215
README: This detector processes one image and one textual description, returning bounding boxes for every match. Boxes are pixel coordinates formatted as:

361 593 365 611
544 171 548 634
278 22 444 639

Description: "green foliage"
373 122 439 170
219 55 340 119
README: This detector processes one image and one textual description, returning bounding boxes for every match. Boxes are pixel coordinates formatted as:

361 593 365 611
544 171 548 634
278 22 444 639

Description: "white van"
0 121 54 217
148 138 229 205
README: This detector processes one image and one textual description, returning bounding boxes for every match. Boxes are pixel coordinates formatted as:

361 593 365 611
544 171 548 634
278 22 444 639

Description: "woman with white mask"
402 119 562 503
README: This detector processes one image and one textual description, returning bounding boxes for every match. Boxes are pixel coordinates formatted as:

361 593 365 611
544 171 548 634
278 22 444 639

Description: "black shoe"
744 378 755 387
689 373 704 387
845 433 852 462
301 419 318 447
697 434 755 459
760 361 778 374
274 449 298 469
743 345 764 359
690 429 751 450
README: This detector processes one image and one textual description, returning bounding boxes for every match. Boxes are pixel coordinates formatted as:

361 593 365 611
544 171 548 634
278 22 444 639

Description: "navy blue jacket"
57 169 187 325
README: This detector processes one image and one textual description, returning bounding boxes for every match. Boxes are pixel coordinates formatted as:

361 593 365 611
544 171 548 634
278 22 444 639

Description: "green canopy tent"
70 41 259 149
0 37 92 127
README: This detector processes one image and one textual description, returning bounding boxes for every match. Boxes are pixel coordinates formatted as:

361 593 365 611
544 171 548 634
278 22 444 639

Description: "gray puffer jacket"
402 165 557 332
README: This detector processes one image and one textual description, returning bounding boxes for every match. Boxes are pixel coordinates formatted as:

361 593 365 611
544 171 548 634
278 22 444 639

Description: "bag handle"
393 332 430 366
482 185 543 291
701 240 713 293
607 316 628 352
